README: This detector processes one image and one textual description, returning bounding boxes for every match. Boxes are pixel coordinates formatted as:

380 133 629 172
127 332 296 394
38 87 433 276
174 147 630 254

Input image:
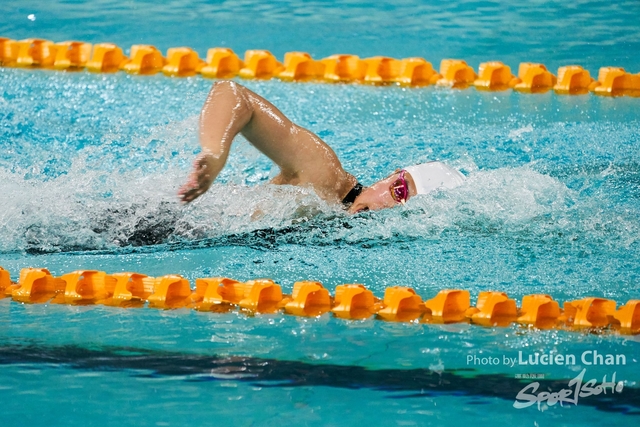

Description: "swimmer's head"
347 162 466 214
347 170 417 214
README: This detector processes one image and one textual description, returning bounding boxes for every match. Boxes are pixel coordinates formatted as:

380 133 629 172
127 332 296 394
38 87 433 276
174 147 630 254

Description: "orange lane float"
193 277 286 313
423 289 470 323
277 51 323 81
466 291 518 327
59 270 116 305
9 268 65 304
121 45 165 75
320 54 367 82
394 57 440 86
332 284 379 319
0 266 14 298
103 272 151 307
200 47 243 79
553 65 594 94
238 279 285 313
377 286 424 322
473 61 516 91
613 300 640 335
146 274 193 309
53 41 92 70
238 50 283 79
512 63 557 93
86 43 126 73
561 297 617 329
516 294 561 329
1 266 638 334
436 59 477 88
284 281 331 317
193 277 243 311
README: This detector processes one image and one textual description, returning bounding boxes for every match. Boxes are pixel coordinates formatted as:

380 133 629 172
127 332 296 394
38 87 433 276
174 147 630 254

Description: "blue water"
1 1 640 426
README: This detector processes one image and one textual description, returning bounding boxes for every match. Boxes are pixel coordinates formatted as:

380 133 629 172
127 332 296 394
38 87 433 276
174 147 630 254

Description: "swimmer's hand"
178 153 217 204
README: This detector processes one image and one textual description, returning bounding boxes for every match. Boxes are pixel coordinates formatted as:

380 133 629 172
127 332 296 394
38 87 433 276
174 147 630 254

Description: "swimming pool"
1 1 639 426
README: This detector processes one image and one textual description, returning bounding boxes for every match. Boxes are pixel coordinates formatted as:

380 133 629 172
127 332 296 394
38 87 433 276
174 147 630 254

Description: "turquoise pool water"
1 1 639 426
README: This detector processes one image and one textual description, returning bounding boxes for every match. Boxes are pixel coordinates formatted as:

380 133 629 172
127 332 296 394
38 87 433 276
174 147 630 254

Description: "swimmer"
178 81 465 213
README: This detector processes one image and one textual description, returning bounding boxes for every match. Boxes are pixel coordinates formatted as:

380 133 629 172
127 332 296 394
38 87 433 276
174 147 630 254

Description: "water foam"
1 73 638 255
5 138 630 254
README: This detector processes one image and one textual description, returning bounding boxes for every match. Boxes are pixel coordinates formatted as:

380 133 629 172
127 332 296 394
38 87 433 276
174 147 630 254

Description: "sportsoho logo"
466 350 628 411
514 368 624 410
513 350 627 411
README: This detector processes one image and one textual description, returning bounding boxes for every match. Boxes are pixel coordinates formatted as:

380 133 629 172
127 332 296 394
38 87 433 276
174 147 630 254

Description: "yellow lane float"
591 67 640 96
238 49 283 79
1 35 639 97
394 57 441 86
277 52 323 81
201 47 244 79
553 65 594 95
53 41 92 70
321 54 367 82
86 43 126 72
436 59 477 88
0 37 18 65
162 47 204 77
512 63 557 93
13 38 57 67
121 45 165 75
474 61 516 91
362 56 401 85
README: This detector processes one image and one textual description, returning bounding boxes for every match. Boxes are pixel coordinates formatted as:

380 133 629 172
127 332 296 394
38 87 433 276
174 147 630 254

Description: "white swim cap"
404 161 465 195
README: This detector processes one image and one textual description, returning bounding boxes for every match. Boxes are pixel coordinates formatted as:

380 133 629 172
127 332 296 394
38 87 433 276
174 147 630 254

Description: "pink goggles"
390 170 409 204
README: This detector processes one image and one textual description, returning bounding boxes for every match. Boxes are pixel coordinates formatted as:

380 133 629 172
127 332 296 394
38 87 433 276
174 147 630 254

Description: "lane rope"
1 37 640 96
1 267 638 334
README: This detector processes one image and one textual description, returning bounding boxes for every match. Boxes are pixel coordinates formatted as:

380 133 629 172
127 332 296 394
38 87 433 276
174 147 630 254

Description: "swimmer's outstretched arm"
178 80 355 204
